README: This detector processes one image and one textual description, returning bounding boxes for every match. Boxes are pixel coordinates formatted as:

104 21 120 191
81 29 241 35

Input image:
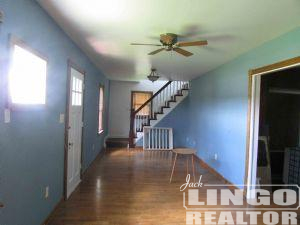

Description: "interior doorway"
131 91 153 115
246 57 300 199
64 61 85 199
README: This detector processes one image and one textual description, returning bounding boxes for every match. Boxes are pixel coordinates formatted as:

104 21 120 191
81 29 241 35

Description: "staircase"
129 80 190 147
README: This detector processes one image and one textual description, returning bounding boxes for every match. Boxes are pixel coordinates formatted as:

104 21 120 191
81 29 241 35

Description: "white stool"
169 148 196 183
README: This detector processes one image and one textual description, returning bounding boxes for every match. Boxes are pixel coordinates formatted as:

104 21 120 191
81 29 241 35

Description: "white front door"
67 67 84 198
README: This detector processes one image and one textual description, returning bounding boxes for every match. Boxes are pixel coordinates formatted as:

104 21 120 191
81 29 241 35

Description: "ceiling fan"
131 33 208 57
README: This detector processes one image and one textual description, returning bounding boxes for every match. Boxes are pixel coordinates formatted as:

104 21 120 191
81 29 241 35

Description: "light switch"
4 108 10 123
59 113 65 123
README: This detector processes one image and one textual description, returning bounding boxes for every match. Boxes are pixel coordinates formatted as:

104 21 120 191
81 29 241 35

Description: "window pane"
78 93 82 106
9 45 47 104
98 87 104 133
72 91 76 105
72 77 76 91
78 80 82 92
133 92 152 115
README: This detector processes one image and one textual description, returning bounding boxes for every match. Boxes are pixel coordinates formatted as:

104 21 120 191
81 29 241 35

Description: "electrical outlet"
214 153 218 161
59 113 65 123
45 186 49 199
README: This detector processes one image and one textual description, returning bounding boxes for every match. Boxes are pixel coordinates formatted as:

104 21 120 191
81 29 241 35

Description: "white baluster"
171 82 173 100
138 115 140 132
153 98 156 116
140 115 142 131
148 129 150 149
157 94 160 111
162 90 164 107
155 129 157 149
168 84 170 101
174 81 176 97
166 129 169 149
151 129 154 149
134 116 136 133
162 129 165 149
165 89 168 107
154 97 156 114
158 129 161 149
169 128 173 149
157 94 160 112
136 115 138 132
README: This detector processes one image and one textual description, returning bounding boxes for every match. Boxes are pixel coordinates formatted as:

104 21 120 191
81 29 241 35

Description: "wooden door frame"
63 59 86 200
244 56 300 198
130 91 153 114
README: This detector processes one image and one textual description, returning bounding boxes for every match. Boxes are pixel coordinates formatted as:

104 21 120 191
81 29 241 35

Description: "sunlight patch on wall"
58 0 131 24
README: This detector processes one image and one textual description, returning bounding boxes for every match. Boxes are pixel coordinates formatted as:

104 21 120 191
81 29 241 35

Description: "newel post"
129 108 136 148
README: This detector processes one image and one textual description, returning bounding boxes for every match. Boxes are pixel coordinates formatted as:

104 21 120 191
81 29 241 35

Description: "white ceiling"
38 0 300 81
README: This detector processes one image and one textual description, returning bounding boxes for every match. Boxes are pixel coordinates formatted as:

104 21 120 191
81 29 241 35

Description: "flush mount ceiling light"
147 68 160 82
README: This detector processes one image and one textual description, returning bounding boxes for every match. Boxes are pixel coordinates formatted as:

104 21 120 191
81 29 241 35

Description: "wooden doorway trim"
130 91 153 113
244 56 300 197
63 60 86 200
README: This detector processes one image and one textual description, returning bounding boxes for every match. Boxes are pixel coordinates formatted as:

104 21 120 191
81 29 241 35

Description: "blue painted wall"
0 1 109 225
155 27 300 186
154 97 191 147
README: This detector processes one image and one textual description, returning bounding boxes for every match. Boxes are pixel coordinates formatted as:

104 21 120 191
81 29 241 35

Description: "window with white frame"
71 75 83 106
8 44 47 105
98 86 104 134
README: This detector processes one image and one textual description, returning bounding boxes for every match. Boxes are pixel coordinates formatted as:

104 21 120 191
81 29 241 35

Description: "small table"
169 148 196 183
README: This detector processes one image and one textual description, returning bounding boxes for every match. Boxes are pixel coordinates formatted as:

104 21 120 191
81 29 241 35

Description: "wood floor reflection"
47 148 299 225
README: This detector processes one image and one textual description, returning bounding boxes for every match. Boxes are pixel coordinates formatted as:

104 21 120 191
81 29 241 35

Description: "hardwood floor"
47 148 299 225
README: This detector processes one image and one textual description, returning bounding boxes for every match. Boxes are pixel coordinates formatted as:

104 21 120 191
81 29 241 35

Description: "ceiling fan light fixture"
147 68 160 82
131 33 208 57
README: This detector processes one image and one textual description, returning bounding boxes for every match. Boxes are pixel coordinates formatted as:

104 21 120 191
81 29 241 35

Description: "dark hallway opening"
258 67 300 191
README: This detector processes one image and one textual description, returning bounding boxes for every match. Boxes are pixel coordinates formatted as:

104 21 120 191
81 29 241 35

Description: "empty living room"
1 0 300 225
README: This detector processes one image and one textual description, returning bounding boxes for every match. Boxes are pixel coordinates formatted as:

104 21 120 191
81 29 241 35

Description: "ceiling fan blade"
173 48 193 57
176 40 208 47
131 43 162 46
148 48 165 55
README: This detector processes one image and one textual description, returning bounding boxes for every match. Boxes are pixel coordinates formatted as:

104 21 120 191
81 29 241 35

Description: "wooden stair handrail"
134 80 172 115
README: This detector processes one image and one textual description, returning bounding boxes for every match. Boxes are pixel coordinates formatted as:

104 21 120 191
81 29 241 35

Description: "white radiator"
143 127 173 150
